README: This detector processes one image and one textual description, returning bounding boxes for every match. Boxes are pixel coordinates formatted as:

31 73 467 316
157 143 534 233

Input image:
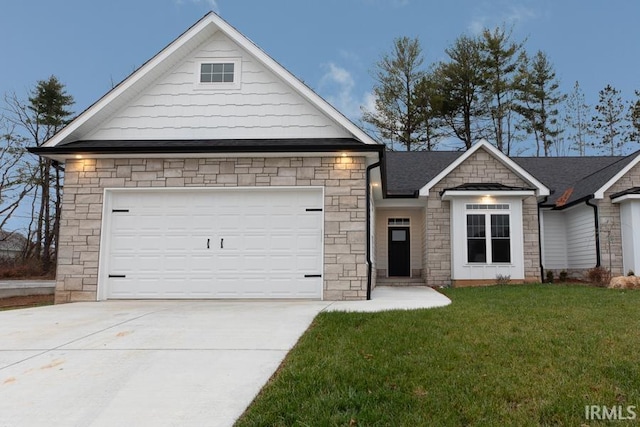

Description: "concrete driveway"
0 287 450 426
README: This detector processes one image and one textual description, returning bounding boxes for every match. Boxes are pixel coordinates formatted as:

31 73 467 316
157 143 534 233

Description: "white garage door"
101 188 323 299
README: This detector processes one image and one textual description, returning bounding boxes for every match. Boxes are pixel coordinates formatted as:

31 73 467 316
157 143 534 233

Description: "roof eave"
418 140 550 197
29 142 384 162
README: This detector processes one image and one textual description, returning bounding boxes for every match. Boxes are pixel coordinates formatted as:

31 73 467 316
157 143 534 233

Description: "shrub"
0 257 52 279
628 270 635 276
495 274 511 285
545 270 554 283
587 266 611 287
558 270 568 282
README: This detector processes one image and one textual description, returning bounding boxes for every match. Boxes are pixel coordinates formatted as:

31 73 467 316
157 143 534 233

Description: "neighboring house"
30 13 640 303
0 231 27 259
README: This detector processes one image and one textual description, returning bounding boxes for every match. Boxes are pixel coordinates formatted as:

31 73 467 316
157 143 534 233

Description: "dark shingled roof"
442 183 534 193
385 150 640 208
385 151 462 196
513 155 638 206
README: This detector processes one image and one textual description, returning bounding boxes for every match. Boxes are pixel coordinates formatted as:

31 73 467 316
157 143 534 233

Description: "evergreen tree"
479 26 525 155
5 76 74 272
362 37 438 150
628 90 640 145
514 51 565 157
591 84 628 155
432 34 486 149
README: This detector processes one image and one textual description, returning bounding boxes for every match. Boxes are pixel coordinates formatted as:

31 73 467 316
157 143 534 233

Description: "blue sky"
1 0 639 150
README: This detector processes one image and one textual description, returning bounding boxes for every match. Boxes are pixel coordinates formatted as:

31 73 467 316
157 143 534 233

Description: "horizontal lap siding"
86 32 349 140
565 205 597 269
542 211 568 269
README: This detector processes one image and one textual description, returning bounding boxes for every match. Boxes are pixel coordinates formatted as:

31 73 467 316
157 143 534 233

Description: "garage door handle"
220 238 224 249
207 238 210 249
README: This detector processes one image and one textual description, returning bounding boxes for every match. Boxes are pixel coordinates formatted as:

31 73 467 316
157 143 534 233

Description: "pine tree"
591 84 628 155
479 26 525 155
432 34 486 149
362 37 438 151
514 51 565 157
628 90 640 145
5 76 74 272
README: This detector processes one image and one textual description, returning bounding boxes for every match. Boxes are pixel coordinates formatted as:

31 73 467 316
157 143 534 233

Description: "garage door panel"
296 255 322 270
105 188 323 299
298 234 322 251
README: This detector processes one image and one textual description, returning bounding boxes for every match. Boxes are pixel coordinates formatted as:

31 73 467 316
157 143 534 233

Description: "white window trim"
388 217 410 226
450 196 525 281
195 58 242 90
465 209 512 265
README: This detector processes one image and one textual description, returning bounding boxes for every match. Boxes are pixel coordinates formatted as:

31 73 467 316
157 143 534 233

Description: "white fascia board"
211 16 378 145
611 194 640 204
45 12 379 148
44 14 216 147
594 153 640 199
418 140 550 197
441 190 535 201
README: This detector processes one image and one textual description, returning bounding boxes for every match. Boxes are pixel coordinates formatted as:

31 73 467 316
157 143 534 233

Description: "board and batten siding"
541 210 568 269
86 31 351 141
565 204 597 268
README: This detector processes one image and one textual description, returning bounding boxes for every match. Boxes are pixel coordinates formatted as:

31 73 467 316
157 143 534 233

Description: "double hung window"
466 204 511 264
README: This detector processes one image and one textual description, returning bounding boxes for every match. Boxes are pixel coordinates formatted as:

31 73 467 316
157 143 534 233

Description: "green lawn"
236 285 640 426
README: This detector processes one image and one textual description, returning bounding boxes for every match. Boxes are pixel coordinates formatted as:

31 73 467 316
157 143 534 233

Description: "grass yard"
236 285 640 426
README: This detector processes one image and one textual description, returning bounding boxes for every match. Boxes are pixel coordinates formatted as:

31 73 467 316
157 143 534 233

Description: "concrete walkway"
0 286 450 426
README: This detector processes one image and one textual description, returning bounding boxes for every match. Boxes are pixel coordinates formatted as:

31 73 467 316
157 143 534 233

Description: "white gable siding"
541 210 568 269
86 30 351 141
565 204 597 268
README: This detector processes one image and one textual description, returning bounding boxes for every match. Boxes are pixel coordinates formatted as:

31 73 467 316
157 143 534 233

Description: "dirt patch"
0 294 54 310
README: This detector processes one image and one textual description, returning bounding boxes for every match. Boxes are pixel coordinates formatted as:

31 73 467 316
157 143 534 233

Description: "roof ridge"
575 152 640 182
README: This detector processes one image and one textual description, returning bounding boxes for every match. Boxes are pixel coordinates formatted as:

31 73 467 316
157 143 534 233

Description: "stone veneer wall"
598 162 640 276
56 156 368 303
423 148 541 286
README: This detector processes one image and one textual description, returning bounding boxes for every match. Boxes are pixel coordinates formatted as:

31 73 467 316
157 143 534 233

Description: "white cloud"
468 2 537 34
505 4 537 25
319 62 371 122
468 17 487 35
174 0 219 13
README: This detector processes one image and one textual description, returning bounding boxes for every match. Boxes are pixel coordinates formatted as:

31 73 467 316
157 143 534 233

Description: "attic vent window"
200 63 234 83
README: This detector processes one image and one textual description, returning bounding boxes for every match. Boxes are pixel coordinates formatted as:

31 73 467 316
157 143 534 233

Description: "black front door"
388 227 410 277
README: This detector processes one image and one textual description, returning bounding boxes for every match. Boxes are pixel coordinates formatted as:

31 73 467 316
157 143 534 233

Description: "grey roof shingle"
385 150 640 208
385 151 462 196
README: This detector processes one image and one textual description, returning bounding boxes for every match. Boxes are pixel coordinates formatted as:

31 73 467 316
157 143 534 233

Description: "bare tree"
564 81 592 156
3 76 74 273
0 120 34 234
